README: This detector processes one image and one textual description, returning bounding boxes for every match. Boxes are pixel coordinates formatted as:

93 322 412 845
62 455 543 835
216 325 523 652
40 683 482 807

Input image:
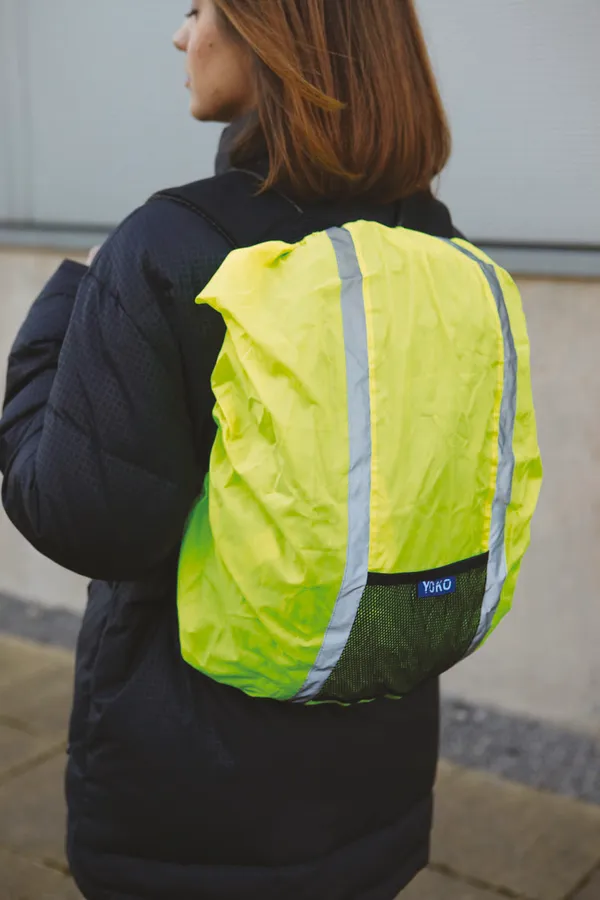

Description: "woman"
1 2 456 897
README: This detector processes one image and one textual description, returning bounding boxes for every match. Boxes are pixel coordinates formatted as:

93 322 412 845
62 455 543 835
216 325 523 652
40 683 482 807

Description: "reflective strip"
445 242 517 652
294 227 372 701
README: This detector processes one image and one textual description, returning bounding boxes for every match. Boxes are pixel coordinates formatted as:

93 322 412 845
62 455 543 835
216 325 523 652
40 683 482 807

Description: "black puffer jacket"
0 158 459 900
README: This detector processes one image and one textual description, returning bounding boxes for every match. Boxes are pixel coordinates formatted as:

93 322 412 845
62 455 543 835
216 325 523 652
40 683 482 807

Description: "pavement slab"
401 868 506 898
0 661 74 740
432 764 600 900
2 633 600 900
0 724 60 783
572 867 600 900
0 848 81 900
0 635 71 691
0 753 68 868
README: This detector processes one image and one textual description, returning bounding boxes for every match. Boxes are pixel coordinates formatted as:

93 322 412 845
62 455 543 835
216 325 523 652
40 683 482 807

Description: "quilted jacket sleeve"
0 210 204 581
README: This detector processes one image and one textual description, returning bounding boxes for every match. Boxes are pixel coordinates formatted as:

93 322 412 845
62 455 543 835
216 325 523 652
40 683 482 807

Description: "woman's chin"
190 102 224 124
189 99 208 121
189 94 243 125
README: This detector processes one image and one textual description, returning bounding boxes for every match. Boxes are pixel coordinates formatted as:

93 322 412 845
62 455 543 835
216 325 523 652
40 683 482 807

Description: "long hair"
214 0 451 202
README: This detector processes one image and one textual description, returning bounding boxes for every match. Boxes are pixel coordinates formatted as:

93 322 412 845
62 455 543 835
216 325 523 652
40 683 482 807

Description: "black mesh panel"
317 558 487 703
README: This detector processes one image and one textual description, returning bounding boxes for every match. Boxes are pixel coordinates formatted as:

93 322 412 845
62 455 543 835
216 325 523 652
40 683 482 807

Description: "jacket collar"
215 116 266 177
213 120 458 239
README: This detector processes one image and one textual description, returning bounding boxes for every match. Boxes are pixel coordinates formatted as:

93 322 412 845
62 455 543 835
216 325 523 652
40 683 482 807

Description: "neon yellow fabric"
346 224 503 573
178 235 351 699
452 240 543 641
178 223 542 700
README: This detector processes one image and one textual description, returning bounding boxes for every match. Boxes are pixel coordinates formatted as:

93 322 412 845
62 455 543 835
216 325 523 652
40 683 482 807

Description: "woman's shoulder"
107 175 239 264
93 168 301 304
89 175 240 314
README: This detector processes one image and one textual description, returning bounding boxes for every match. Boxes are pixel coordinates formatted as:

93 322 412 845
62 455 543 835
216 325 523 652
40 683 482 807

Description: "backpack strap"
398 190 457 239
152 169 459 248
152 169 304 249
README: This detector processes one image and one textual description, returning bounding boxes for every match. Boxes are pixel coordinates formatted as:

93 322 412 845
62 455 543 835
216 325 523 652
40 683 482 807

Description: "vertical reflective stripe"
294 227 372 702
445 241 517 652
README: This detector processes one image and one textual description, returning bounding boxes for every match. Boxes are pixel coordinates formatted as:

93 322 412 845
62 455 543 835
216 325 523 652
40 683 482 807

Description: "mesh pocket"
317 556 488 703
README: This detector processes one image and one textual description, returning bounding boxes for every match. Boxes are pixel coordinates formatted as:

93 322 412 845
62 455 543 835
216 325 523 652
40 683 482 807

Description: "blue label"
418 576 457 599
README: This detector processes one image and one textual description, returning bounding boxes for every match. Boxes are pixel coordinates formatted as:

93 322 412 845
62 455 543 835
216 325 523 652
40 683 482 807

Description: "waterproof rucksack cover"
160 175 542 704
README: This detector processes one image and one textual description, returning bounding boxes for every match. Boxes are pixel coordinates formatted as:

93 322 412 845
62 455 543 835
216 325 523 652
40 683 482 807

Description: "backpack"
155 170 542 704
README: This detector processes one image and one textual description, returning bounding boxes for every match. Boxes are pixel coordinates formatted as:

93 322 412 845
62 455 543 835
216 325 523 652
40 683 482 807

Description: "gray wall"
419 0 600 246
0 1 222 226
2 253 600 734
1 0 599 246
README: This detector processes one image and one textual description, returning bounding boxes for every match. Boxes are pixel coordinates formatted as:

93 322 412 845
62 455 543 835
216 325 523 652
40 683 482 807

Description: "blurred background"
1 0 600 761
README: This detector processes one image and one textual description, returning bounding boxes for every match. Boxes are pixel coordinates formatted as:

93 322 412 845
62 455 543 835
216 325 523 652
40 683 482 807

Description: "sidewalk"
1 633 599 900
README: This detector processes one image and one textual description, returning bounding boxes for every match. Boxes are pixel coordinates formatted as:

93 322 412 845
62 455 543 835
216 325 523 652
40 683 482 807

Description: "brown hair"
214 0 451 203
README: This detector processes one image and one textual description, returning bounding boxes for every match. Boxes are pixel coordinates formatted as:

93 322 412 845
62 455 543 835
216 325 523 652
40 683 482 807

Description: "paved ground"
1 632 600 900
4 591 600 807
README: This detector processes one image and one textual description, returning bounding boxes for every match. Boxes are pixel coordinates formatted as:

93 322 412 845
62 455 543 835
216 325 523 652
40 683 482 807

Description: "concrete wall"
443 275 600 738
418 0 600 246
1 0 599 246
0 249 87 612
1 249 600 735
